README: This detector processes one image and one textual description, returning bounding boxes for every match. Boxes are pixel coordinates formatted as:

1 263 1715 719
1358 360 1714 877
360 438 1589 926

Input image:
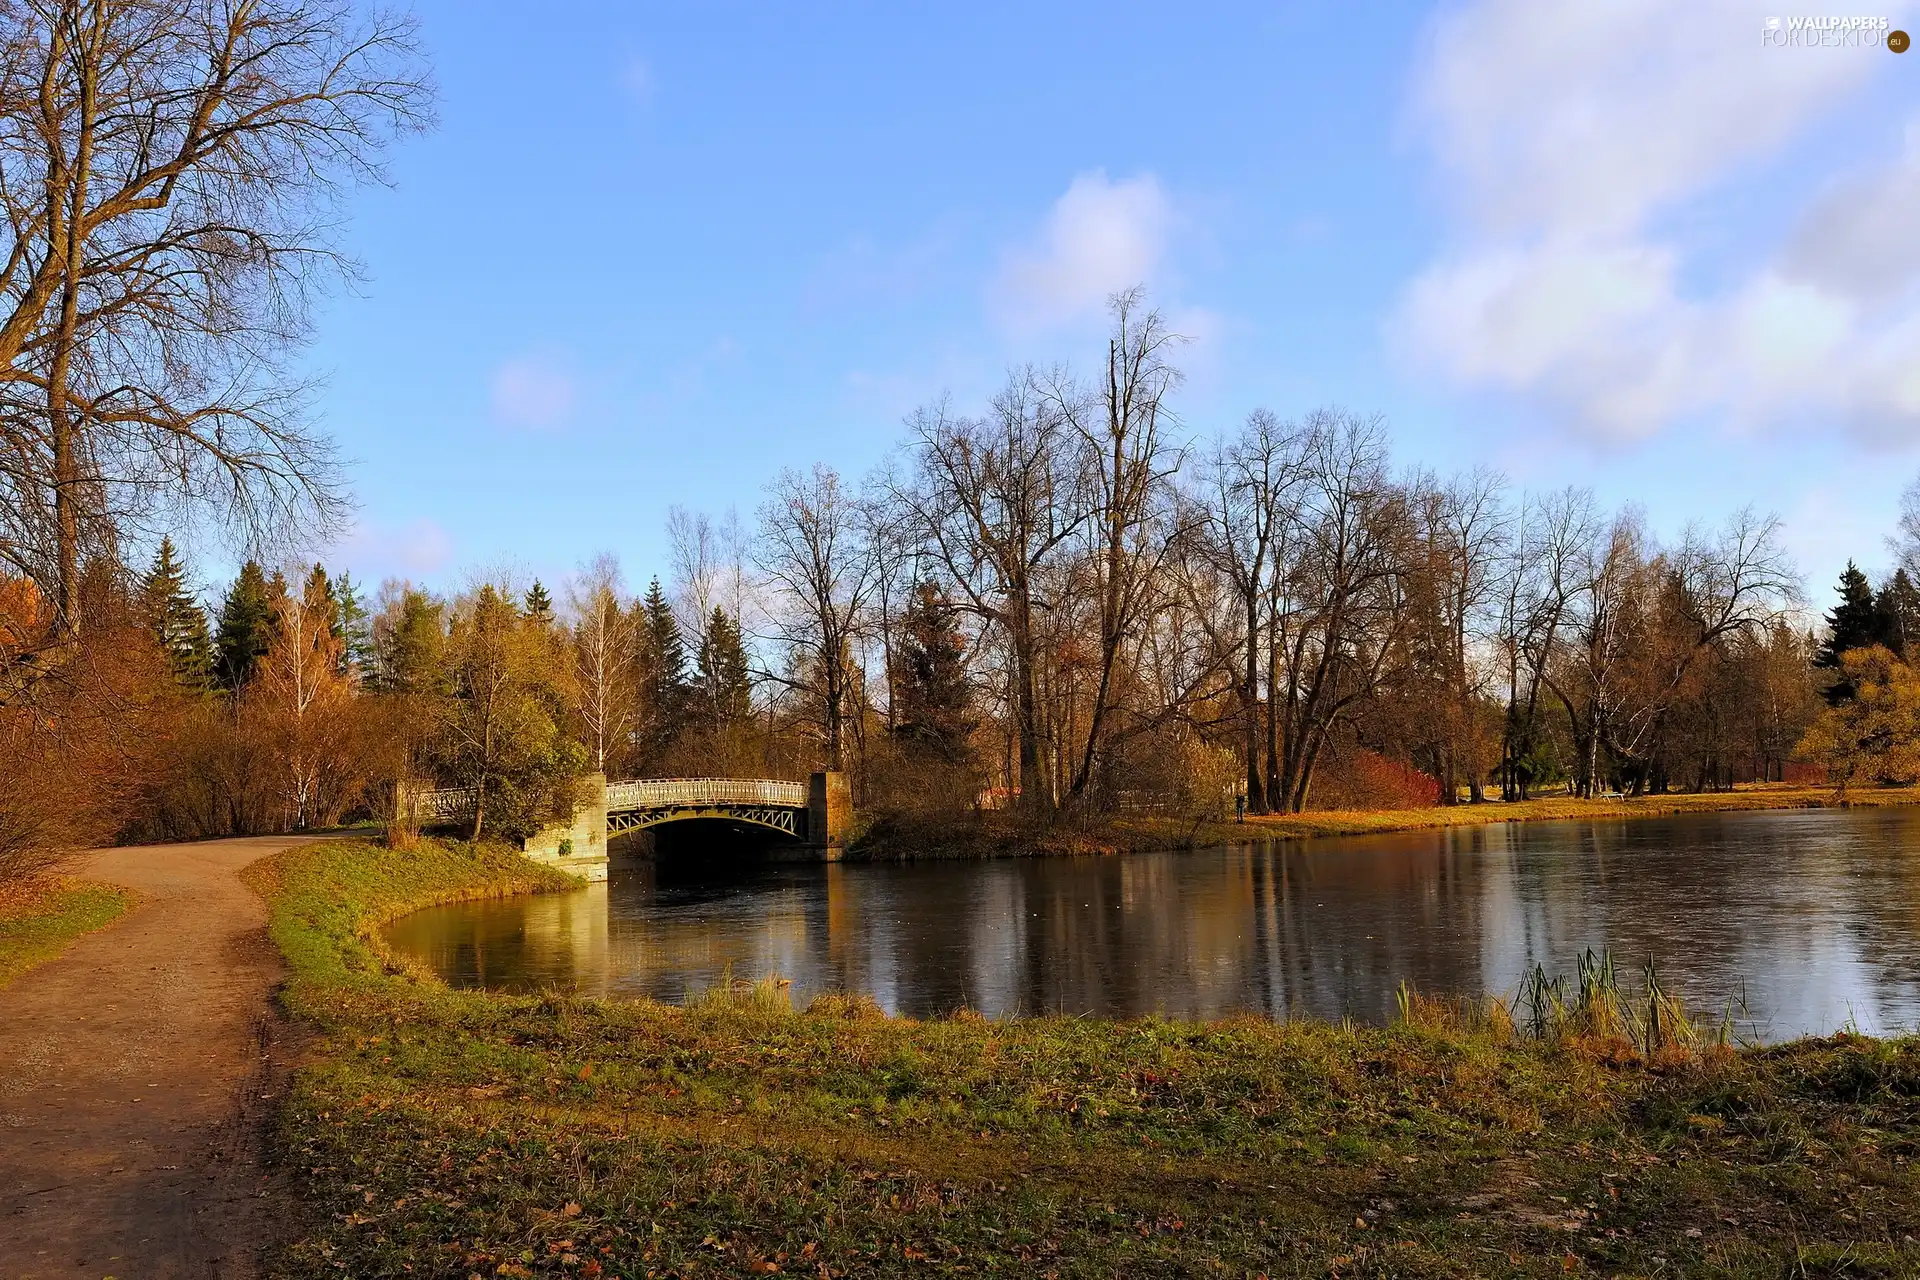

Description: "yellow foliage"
1796 646 1920 792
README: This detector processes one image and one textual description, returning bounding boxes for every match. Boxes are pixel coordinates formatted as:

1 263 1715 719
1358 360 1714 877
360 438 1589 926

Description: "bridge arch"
411 773 849 874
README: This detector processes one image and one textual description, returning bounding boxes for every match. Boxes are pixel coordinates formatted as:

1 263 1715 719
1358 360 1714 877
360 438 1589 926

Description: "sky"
277 0 1920 606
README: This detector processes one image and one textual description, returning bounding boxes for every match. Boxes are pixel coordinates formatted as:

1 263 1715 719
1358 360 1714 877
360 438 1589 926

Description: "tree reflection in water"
382 807 1920 1039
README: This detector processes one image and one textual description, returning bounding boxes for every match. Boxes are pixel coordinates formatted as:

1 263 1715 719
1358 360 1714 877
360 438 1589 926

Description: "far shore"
850 780 1920 860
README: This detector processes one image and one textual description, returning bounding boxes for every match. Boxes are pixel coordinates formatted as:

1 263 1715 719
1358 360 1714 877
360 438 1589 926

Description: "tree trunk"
1242 587 1266 813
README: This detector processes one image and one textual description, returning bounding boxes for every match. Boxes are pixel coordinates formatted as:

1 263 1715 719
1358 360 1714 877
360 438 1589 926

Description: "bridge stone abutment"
807 771 852 858
522 772 610 880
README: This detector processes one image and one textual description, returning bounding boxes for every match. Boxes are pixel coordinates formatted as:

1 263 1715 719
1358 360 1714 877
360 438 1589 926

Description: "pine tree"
694 606 753 727
1816 561 1883 705
891 582 974 761
214 560 276 691
524 579 554 626
634 577 689 762
333 570 375 678
139 538 214 691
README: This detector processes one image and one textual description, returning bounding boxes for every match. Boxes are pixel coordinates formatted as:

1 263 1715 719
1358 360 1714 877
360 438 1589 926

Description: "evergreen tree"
1874 569 1920 659
891 582 974 761
634 577 689 761
139 538 214 691
693 606 753 727
333 570 375 677
1816 561 1883 705
374 586 447 695
301 563 336 635
524 579 554 626
214 560 276 690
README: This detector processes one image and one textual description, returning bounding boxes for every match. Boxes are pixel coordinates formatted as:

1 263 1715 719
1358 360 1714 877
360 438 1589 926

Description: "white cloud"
1393 0 1920 443
1414 0 1871 238
993 171 1172 330
490 350 577 430
1781 117 1920 305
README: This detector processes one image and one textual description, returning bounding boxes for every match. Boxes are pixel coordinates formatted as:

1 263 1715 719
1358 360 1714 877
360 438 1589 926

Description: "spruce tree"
694 606 753 726
892 582 974 761
524 579 554 626
139 538 214 691
214 560 276 690
333 570 375 677
635 577 688 761
1816 561 1882 704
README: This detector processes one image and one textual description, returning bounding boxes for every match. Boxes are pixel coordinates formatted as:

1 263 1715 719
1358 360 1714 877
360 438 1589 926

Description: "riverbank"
850 780 1920 859
255 835 1920 1277
0 876 133 987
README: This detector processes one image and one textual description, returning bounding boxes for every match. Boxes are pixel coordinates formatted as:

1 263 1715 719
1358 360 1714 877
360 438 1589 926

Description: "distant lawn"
859 781 1920 859
1201 780 1920 843
0 878 134 988
252 836 1920 1278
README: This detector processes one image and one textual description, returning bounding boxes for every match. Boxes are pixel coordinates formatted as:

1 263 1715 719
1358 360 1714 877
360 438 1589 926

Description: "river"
381 806 1920 1038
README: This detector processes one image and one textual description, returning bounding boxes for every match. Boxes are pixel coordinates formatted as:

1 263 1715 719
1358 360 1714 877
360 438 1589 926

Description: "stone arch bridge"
412 772 851 881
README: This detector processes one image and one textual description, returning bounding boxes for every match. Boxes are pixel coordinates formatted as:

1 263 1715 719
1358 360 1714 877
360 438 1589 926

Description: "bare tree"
566 553 633 776
1496 487 1596 798
755 464 875 770
0 0 433 634
1895 476 1920 578
1407 466 1510 802
1608 508 1797 786
1045 287 1186 803
896 381 1086 810
1267 409 1412 812
1193 409 1310 812
250 564 347 826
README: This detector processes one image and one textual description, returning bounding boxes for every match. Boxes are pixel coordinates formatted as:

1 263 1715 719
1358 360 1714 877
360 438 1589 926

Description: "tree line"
13 282 1890 864
0 2 1885 864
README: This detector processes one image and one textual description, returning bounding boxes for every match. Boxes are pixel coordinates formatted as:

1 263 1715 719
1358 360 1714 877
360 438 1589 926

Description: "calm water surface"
383 807 1920 1037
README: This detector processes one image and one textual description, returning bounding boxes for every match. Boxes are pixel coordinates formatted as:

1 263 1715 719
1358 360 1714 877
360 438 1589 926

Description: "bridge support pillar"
523 772 610 881
807 771 852 859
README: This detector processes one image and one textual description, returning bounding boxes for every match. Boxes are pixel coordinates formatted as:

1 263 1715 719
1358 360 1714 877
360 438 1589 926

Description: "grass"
0 876 134 988
253 836 1920 1277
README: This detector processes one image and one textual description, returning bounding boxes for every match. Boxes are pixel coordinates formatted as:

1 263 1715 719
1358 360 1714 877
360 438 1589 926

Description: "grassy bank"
0 877 134 988
256 837 1920 1277
853 781 1920 859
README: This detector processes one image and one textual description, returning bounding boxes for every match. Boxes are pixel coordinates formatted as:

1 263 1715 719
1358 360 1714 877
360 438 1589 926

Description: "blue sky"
288 0 1920 603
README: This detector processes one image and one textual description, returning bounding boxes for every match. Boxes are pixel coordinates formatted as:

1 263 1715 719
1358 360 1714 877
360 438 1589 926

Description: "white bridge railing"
412 777 809 822
413 786 479 821
604 777 808 811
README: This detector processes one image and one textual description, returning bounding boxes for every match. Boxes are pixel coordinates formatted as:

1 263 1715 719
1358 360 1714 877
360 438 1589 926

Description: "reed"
1488 948 1726 1059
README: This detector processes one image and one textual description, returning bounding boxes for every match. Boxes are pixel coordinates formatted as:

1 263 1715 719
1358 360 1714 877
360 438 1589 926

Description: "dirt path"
0 836 320 1279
